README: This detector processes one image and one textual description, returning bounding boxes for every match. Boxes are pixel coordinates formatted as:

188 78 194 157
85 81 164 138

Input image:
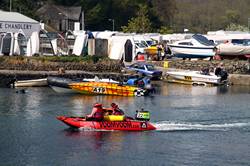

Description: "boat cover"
192 34 215 46
217 43 250 56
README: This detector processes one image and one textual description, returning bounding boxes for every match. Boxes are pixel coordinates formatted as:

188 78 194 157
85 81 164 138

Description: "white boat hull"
167 70 221 84
217 43 250 56
168 45 215 58
14 78 48 87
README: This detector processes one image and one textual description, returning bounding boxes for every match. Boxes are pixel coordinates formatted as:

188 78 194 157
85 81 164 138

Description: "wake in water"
153 121 250 131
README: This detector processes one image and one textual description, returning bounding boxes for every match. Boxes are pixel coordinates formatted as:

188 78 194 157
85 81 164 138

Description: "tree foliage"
2 0 250 33
226 23 249 32
121 5 152 33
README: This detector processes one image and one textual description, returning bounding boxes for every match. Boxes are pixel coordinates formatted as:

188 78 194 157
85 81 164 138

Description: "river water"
0 83 250 166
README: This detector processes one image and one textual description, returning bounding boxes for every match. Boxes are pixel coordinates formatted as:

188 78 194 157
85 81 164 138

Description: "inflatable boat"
57 116 156 131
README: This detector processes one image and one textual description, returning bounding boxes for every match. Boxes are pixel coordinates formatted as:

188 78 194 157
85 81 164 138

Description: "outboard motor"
220 70 228 81
135 110 150 121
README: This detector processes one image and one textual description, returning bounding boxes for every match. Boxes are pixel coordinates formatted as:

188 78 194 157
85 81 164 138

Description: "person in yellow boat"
86 103 104 121
111 103 124 115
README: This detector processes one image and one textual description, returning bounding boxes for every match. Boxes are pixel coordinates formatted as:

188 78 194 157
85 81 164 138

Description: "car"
125 63 162 80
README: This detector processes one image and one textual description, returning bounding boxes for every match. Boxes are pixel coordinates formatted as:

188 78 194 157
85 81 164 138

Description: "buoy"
137 53 146 61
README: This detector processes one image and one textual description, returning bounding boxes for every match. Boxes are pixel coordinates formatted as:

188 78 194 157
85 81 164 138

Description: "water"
0 83 250 166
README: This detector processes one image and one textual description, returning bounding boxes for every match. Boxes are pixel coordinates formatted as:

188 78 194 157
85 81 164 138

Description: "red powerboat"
57 115 156 131
57 103 156 131
57 112 156 131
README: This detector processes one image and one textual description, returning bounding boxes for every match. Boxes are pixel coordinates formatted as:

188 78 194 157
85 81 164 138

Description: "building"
0 10 40 37
37 4 84 32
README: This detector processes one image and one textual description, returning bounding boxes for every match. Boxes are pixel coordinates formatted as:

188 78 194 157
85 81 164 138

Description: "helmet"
111 103 118 108
94 103 102 107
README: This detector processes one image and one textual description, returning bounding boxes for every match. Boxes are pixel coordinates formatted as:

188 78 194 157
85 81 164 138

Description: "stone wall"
0 58 122 72
152 60 250 74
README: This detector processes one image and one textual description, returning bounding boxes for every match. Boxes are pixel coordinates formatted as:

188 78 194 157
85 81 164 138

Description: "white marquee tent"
0 10 40 37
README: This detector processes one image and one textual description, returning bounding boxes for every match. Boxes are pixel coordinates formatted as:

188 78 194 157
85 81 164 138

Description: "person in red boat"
111 103 124 115
86 103 104 121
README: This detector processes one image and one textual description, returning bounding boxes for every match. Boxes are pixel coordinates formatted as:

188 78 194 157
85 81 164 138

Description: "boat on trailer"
168 34 216 59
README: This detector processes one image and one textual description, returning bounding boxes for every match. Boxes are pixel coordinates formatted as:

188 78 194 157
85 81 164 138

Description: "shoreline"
1 69 250 87
0 70 130 87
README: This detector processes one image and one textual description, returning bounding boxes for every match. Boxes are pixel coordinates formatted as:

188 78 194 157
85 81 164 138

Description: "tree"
226 23 248 32
121 4 152 33
158 26 174 34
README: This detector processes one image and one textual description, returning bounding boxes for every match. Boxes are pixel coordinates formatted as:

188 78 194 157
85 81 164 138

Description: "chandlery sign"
0 10 40 37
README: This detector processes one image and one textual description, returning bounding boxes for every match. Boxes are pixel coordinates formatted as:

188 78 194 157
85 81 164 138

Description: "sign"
0 21 40 37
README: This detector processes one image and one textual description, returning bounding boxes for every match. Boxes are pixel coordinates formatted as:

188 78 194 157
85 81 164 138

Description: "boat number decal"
93 87 106 93
141 122 147 129
184 76 192 81
100 121 136 128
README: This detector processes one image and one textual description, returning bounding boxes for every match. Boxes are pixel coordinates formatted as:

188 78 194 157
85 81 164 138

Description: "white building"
0 10 40 37
0 10 41 56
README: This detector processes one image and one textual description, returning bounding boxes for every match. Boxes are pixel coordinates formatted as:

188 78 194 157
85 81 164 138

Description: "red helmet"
111 103 118 108
94 103 102 107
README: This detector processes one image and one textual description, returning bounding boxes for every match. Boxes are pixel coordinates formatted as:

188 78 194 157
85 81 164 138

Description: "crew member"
215 62 223 76
86 103 104 121
111 103 124 115
215 62 228 81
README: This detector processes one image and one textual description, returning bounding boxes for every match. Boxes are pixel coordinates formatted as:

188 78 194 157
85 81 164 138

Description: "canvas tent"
0 10 40 37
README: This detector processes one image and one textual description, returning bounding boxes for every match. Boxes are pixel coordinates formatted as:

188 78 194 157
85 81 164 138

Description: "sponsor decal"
93 87 106 93
141 122 147 129
100 121 136 129
184 76 192 81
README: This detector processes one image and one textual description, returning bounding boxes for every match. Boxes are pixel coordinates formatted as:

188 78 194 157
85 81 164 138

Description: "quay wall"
0 70 129 87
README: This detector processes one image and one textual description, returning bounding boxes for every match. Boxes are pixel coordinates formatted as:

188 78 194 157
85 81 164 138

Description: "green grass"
0 55 109 63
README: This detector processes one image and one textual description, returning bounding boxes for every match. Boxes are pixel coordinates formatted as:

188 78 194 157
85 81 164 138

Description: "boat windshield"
232 39 250 46
135 42 147 48
146 65 155 71
192 34 215 46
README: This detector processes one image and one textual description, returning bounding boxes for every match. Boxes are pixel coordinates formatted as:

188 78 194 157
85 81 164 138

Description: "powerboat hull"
57 116 156 131
167 70 222 85
168 45 215 59
48 77 147 96
168 34 216 59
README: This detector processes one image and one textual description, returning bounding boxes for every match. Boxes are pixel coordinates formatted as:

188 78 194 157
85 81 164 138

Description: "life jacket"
87 104 104 120
93 107 104 119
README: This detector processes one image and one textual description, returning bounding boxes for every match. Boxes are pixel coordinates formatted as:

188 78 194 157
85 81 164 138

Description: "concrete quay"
0 70 131 87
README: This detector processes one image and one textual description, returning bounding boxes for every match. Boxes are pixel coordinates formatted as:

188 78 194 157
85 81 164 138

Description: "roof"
37 4 82 20
0 10 38 23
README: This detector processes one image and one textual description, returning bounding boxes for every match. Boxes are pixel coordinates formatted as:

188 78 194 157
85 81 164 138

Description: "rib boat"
57 115 156 131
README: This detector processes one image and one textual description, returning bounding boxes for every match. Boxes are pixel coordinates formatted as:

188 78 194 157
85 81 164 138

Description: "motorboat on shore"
13 78 48 87
216 39 250 59
167 70 227 86
47 77 148 96
168 34 216 59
